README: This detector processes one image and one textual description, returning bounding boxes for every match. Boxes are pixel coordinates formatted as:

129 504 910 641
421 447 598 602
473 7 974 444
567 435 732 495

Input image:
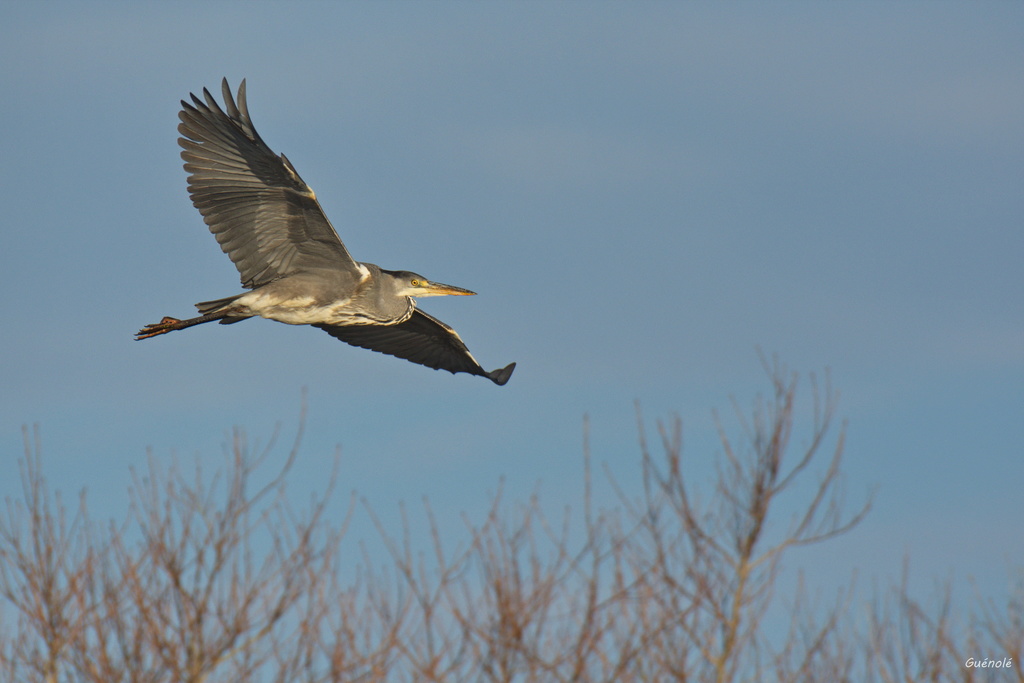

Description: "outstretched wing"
179 78 360 289
314 310 516 386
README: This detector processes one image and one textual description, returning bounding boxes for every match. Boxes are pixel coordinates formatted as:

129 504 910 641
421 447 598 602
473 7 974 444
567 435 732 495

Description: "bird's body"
136 79 515 386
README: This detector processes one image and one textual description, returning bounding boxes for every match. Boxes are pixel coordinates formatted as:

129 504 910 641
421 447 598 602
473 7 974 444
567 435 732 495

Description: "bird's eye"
411 279 421 286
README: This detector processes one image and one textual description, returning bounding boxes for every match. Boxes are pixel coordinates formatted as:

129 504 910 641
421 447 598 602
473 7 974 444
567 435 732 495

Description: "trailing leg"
135 312 230 340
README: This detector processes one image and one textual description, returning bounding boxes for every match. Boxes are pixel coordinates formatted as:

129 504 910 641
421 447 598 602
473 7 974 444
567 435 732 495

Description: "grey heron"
136 79 515 386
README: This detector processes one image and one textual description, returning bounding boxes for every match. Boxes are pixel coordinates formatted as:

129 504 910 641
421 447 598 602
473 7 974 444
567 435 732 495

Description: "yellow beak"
421 281 477 297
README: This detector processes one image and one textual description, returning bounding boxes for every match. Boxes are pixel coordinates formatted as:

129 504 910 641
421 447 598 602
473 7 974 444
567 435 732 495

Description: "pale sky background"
2 1 1022 625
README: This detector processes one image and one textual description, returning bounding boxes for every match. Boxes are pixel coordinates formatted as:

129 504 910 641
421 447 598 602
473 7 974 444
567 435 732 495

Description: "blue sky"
2 2 1021 617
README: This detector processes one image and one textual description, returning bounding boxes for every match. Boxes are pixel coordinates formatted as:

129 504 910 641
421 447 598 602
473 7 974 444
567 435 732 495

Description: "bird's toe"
135 317 182 340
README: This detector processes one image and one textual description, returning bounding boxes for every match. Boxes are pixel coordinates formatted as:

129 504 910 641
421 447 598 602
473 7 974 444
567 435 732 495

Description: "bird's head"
387 270 477 298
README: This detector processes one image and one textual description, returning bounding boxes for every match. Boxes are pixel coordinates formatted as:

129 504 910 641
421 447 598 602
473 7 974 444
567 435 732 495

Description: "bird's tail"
196 294 243 314
195 294 250 325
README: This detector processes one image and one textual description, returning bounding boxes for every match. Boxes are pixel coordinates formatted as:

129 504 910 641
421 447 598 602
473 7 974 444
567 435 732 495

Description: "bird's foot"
135 316 182 340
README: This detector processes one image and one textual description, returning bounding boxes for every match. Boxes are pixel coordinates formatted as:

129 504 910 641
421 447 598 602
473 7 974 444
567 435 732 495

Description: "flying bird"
136 79 515 386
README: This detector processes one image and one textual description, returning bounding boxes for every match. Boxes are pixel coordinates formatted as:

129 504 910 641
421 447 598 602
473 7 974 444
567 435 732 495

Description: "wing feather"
179 78 359 288
314 310 515 385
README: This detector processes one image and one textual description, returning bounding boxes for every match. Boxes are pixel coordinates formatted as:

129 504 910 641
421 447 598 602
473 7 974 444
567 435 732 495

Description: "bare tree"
1 362 1017 682
1 418 352 683
0 426 94 683
607 357 870 682
971 569 1024 683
